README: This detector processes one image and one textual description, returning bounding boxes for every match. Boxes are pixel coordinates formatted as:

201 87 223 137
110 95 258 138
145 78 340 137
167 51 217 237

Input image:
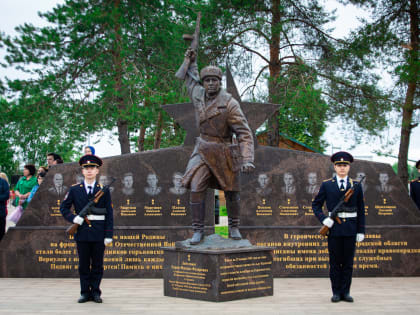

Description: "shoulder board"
411 179 416 182
71 183 79 187
98 184 103 188
323 178 332 182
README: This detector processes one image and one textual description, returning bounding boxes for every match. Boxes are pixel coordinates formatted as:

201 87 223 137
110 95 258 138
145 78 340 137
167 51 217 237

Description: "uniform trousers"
328 235 356 296
0 216 5 241
76 241 105 296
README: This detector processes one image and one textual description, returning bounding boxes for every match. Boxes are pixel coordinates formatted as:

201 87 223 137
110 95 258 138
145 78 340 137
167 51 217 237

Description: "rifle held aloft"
175 12 201 80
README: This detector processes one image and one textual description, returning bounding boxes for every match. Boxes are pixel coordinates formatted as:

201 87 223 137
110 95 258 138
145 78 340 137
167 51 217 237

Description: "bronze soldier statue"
176 46 255 245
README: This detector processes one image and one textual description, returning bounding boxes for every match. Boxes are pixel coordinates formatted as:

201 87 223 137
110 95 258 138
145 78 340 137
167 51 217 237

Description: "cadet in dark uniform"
312 152 365 303
410 160 420 210
60 155 113 303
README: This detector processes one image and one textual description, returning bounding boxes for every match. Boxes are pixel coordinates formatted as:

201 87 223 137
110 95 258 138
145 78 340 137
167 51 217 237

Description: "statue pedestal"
163 234 273 302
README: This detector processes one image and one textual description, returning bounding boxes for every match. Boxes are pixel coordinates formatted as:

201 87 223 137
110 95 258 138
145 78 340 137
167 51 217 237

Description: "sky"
0 0 418 167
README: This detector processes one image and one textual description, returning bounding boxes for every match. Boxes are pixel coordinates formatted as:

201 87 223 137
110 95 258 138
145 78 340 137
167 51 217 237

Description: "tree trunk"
397 0 418 187
137 123 146 152
267 0 281 147
112 0 131 154
397 98 414 188
117 119 131 154
153 111 164 149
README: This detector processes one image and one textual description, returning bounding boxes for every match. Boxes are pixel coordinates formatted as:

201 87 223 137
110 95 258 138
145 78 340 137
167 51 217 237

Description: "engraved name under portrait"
48 173 68 197
144 173 162 196
169 172 186 195
256 173 272 197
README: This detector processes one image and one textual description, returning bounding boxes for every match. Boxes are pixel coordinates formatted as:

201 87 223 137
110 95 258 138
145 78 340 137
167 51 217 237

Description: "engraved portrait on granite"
121 172 134 196
169 172 187 195
256 173 272 197
74 173 84 184
376 172 393 193
356 171 368 194
305 172 319 195
144 173 162 196
281 172 296 195
99 175 114 193
48 173 68 197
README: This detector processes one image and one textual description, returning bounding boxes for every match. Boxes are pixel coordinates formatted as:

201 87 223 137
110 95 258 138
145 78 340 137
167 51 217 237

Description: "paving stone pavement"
0 277 419 314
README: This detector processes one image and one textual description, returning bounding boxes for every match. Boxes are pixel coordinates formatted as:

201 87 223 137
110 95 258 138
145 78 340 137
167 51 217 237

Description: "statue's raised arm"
175 12 201 81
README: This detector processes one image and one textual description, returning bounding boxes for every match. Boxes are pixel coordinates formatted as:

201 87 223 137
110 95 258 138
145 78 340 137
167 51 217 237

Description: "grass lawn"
214 225 228 238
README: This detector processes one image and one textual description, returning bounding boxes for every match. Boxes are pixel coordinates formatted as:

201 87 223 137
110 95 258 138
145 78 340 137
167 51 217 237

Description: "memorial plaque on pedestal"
163 234 273 302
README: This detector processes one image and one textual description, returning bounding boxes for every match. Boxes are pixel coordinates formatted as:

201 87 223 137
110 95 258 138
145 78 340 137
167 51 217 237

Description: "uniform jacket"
0 178 10 218
312 176 365 237
181 61 254 191
60 182 113 242
410 178 420 210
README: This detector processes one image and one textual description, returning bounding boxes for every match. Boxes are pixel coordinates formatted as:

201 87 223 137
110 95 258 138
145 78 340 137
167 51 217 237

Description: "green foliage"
214 226 228 238
340 0 419 185
219 205 227 216
392 162 418 181
0 0 201 161
194 0 391 151
269 64 329 151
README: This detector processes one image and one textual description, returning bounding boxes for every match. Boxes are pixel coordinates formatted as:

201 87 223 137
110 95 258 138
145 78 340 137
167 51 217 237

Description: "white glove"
322 217 334 228
73 216 84 225
104 238 113 246
356 233 365 242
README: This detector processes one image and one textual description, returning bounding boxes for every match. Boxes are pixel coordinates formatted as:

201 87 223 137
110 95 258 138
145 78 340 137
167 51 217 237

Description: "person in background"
410 160 420 210
38 166 48 175
14 164 37 209
47 153 62 167
27 172 46 204
0 172 10 241
84 146 95 155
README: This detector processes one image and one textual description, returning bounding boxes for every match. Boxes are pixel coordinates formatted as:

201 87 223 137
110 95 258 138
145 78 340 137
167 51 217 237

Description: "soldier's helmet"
200 66 223 81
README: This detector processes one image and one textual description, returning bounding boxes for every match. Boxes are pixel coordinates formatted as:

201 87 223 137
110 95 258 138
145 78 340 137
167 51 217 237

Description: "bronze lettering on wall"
219 255 272 295
144 199 163 217
120 199 137 216
254 232 420 273
49 199 62 217
33 233 175 273
170 199 187 216
256 198 273 216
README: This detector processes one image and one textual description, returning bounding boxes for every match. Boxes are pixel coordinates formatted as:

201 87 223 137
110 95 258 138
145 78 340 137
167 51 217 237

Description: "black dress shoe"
92 295 103 303
78 295 90 303
342 294 354 302
331 294 341 303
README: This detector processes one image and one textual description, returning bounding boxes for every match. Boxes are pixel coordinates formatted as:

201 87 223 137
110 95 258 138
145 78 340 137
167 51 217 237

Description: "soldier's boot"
226 191 242 240
190 201 205 245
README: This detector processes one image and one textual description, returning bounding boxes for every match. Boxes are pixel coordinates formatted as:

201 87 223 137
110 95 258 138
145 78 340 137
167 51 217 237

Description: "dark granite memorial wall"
1 70 420 278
